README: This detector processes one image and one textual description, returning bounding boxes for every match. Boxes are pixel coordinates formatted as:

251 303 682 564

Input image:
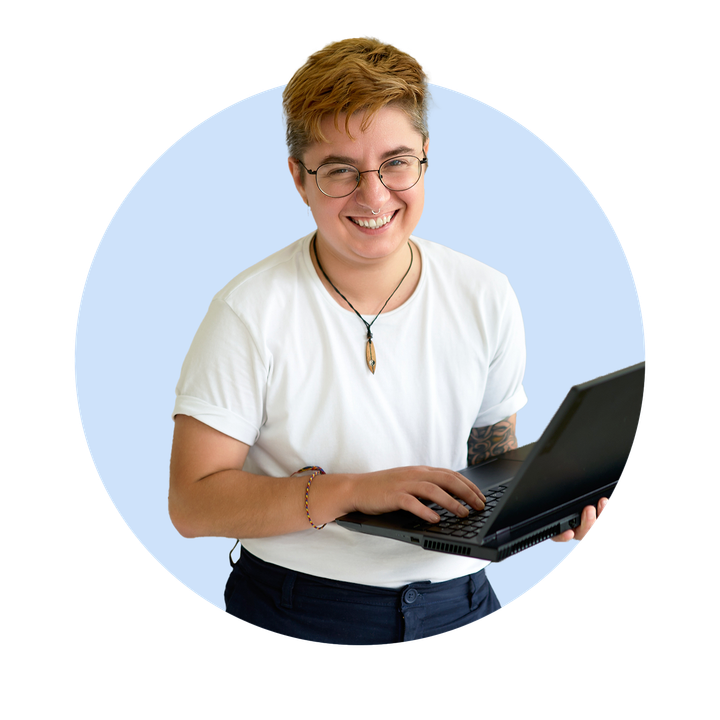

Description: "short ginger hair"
282 38 430 160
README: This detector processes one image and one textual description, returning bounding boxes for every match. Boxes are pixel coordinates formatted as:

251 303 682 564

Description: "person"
169 37 605 644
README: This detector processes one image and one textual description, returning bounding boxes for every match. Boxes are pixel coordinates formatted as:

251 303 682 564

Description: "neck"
311 234 420 315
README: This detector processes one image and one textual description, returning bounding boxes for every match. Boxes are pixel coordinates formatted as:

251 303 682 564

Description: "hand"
552 497 609 542
348 466 486 524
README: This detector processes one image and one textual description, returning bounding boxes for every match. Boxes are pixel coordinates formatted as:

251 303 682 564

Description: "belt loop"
467 575 476 610
281 570 297 609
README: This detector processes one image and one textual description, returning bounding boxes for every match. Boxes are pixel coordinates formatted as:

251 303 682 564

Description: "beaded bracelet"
292 466 327 530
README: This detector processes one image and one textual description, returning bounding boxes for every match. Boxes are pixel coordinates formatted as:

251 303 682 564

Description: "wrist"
291 469 358 526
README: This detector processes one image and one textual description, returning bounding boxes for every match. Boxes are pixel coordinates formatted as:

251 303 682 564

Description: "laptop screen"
489 363 644 530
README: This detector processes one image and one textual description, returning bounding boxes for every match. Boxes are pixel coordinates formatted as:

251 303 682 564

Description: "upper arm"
169 414 250 496
466 414 518 466
169 415 265 539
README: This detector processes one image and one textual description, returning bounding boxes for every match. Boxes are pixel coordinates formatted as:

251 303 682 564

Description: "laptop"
336 362 644 561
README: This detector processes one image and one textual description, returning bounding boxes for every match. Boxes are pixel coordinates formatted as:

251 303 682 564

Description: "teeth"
351 213 393 229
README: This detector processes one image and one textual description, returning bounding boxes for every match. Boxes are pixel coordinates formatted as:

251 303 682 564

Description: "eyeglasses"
297 154 428 198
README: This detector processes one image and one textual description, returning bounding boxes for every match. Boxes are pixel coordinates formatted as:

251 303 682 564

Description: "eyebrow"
317 146 419 166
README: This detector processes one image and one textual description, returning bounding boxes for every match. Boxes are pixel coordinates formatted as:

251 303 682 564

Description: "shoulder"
412 235 515 302
213 234 313 315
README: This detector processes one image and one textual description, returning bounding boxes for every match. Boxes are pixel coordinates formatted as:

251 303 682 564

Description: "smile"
349 212 396 229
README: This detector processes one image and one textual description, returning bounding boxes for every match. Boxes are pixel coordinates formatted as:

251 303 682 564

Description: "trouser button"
403 587 419 604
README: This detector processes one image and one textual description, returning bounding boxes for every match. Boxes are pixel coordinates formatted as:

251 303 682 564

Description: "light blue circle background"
76 85 644 611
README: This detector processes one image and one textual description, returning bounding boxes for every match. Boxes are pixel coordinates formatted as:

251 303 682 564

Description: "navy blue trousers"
224 548 501 645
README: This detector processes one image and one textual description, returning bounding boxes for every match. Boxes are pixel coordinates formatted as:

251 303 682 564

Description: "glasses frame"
297 154 428 198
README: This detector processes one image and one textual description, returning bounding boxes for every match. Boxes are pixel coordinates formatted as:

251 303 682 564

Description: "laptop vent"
496 524 561 562
423 539 472 556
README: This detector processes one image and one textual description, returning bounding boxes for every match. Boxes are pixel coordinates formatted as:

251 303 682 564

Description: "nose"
354 170 392 211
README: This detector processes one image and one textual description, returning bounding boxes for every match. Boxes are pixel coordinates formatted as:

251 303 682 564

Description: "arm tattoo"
467 416 518 466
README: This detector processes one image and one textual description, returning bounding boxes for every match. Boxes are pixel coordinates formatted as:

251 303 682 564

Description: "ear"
423 138 429 168
288 158 310 206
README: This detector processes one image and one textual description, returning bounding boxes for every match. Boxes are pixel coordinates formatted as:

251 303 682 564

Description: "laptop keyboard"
411 485 508 539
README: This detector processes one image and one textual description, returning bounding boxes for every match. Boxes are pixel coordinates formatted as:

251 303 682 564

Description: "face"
289 105 428 270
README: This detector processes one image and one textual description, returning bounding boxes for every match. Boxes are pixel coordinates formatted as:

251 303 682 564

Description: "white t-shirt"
173 232 527 587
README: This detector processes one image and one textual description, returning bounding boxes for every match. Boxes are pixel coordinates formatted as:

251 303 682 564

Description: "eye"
382 157 417 174
319 164 358 180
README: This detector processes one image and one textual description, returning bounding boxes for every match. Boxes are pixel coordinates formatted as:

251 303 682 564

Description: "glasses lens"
314 157 424 196
379 156 422 191
316 163 360 197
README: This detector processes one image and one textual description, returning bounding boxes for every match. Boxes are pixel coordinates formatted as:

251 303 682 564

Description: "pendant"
366 338 377 374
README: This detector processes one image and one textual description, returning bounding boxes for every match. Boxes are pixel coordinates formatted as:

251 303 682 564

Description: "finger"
436 472 489 512
573 505 597 541
428 486 472 517
580 498 608 540
397 494 442 523
427 469 486 510
412 478 485 517
390 467 485 516
554 503 599 542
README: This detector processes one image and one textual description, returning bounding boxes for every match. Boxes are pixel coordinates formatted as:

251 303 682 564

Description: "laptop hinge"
493 527 512 546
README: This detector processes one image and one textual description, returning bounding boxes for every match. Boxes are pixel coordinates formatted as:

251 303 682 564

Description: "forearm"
467 415 518 466
169 415 488 539
169 469 357 539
